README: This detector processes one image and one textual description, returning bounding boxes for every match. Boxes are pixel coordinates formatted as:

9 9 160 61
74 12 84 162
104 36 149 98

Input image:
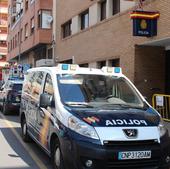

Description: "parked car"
0 79 23 115
0 80 4 88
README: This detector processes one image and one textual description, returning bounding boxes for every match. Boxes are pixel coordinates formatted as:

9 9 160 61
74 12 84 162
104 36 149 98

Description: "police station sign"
130 11 160 37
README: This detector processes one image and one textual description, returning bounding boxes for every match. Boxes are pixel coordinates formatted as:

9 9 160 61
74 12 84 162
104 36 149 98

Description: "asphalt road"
0 111 170 169
0 112 52 169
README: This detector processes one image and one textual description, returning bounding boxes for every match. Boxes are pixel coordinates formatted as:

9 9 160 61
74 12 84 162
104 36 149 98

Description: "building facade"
7 0 53 67
0 0 8 80
54 0 170 101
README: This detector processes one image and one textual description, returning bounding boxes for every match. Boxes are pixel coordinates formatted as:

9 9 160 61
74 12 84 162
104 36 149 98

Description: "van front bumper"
61 131 170 169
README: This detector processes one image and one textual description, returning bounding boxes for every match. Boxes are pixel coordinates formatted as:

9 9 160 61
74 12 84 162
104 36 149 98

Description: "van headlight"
68 116 99 140
158 119 166 137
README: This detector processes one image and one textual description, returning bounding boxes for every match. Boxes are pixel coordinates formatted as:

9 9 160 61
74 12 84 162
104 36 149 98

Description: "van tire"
51 139 65 169
3 103 8 115
21 117 31 142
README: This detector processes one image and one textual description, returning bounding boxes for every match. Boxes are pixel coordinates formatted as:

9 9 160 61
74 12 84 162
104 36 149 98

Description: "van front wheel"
21 117 31 142
52 141 65 169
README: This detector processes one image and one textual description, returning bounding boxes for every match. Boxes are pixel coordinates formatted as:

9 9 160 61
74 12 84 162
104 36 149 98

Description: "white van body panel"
95 127 160 144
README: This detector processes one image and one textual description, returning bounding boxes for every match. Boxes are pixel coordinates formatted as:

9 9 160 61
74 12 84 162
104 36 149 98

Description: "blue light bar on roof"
114 67 121 73
62 64 69 70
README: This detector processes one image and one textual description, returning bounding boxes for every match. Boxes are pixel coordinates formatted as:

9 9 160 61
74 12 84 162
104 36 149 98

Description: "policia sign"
130 11 160 37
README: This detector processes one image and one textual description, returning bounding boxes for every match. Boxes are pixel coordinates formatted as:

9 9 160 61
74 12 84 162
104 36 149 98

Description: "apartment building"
7 0 53 67
0 0 8 80
54 0 170 100
0 0 7 62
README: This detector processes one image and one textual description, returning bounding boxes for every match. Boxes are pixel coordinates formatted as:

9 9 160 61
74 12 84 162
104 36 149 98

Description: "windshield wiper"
65 102 93 108
115 104 146 110
101 103 144 109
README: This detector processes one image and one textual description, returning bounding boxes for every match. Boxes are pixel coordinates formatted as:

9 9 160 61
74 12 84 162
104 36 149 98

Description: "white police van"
20 64 170 169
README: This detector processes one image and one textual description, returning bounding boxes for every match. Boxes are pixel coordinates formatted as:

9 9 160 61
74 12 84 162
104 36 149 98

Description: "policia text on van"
20 64 170 169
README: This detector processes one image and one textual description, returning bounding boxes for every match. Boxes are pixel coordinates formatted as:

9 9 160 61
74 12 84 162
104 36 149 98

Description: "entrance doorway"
134 45 165 103
165 50 170 94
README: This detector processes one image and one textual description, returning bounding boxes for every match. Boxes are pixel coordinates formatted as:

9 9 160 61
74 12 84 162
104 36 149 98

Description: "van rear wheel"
51 140 65 169
21 117 31 142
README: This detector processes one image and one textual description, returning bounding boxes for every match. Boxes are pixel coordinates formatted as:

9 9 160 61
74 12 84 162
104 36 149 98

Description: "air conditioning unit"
36 59 54 67
47 16 53 23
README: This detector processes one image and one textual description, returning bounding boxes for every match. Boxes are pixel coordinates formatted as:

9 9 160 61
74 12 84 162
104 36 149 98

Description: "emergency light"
114 67 121 73
59 64 79 71
102 66 122 74
62 64 69 70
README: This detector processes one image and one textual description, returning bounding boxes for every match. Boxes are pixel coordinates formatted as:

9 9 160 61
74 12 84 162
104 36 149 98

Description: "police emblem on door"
123 129 138 138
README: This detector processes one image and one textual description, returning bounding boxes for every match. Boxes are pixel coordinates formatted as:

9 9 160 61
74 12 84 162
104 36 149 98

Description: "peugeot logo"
123 129 138 138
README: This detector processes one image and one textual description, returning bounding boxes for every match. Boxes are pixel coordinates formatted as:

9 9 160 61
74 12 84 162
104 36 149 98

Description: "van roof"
27 64 124 77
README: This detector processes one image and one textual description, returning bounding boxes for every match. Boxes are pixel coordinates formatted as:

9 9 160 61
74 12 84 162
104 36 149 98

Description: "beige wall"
120 0 135 11
55 0 170 83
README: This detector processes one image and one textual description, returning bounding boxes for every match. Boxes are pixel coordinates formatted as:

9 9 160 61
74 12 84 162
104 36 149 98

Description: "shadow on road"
0 114 52 169
0 126 40 169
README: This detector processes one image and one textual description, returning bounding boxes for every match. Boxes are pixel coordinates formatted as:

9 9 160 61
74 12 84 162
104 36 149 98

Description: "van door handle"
51 112 55 117
40 110 45 118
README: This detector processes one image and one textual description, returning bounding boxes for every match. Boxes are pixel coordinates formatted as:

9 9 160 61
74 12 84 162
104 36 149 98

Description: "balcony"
0 7 8 14
0 19 7 28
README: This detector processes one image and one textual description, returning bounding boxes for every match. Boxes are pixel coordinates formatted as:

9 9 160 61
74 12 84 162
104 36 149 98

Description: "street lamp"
15 0 23 64
14 0 23 77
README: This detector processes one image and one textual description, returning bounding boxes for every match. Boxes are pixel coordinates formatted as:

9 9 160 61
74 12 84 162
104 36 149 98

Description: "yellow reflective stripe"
40 109 50 146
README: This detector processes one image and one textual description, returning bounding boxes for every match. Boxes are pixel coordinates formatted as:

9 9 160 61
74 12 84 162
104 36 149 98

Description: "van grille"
103 140 159 147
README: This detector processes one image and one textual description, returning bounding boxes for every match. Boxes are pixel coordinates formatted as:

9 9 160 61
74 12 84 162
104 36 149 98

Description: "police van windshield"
57 74 144 108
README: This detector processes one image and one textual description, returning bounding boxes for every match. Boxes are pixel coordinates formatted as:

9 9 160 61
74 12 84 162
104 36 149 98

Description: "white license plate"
118 150 151 160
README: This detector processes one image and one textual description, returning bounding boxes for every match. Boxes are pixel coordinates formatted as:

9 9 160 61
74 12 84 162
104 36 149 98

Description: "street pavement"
0 112 52 169
0 111 170 169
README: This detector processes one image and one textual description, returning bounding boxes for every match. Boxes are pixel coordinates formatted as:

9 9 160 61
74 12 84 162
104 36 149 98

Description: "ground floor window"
109 58 120 67
97 60 106 69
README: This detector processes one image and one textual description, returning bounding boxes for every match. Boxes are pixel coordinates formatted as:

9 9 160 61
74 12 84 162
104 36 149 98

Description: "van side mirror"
39 93 51 108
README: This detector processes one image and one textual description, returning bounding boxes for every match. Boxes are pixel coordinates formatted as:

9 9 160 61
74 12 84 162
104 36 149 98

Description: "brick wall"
55 0 170 97
134 46 165 102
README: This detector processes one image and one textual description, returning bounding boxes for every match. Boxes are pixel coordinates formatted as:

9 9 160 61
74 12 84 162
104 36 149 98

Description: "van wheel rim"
54 147 60 167
23 123 27 135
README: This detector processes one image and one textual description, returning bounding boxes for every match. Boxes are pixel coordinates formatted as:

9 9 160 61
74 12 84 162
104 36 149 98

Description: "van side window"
23 72 34 95
31 71 44 100
43 74 55 108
